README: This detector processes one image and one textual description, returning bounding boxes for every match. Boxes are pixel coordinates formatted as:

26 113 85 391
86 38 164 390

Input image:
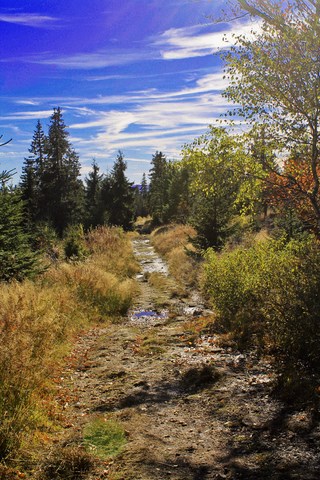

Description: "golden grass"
0 280 86 460
45 263 139 319
151 224 199 288
86 226 140 278
151 224 196 256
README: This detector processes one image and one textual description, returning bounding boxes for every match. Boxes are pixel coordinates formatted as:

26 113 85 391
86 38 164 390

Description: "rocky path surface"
58 235 320 480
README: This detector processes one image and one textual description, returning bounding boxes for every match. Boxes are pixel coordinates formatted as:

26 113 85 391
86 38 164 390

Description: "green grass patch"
83 418 126 459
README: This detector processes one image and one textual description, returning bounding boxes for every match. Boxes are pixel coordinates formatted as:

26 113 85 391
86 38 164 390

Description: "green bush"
64 224 88 260
203 236 320 398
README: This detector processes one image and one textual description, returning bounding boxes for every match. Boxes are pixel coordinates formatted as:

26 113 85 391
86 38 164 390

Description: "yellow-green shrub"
203 236 320 400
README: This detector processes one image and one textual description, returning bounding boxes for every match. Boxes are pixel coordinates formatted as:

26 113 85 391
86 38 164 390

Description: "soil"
50 235 320 480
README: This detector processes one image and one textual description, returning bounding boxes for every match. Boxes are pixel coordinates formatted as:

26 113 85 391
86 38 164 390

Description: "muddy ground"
51 236 320 480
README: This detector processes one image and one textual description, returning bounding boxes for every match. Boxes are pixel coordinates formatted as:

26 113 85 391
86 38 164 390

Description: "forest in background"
1 0 320 475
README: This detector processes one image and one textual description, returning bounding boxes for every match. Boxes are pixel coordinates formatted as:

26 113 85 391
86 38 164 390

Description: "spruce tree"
0 179 39 281
133 173 149 218
166 164 190 223
108 151 135 230
41 108 84 234
20 120 47 227
140 173 149 216
98 173 113 225
149 151 171 225
85 159 103 228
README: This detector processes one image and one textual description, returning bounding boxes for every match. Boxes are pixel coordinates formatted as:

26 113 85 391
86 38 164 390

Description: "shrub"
0 187 40 281
203 235 320 399
64 224 88 260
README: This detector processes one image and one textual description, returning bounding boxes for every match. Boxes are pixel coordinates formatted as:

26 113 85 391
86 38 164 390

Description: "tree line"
1 0 320 283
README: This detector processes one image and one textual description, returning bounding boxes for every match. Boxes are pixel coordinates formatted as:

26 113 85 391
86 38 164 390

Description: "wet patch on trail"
132 237 168 276
129 309 169 326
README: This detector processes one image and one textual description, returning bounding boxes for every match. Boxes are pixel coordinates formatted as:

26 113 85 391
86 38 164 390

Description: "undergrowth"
203 234 320 403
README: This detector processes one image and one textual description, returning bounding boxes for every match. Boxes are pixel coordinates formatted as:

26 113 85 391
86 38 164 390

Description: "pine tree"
41 108 84 234
84 159 103 228
0 179 39 281
149 151 171 225
107 151 135 230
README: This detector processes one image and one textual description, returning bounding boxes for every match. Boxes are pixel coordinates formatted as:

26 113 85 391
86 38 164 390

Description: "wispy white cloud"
28 50 155 69
155 20 261 60
1 110 54 120
67 89 227 163
7 70 229 170
0 12 60 28
14 100 41 106
85 67 212 82
2 18 260 70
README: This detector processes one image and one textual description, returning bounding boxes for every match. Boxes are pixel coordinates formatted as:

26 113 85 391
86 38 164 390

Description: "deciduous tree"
223 0 320 233
182 127 249 249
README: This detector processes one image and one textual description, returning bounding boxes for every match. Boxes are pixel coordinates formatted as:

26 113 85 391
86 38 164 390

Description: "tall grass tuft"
0 280 86 459
151 224 199 287
86 226 140 278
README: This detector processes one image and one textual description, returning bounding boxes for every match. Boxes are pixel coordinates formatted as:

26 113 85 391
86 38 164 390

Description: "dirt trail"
58 235 320 480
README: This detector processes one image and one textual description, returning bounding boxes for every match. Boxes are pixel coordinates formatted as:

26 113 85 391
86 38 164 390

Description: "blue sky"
0 0 257 182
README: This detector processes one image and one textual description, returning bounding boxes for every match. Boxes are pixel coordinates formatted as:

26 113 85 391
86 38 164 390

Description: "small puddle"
129 309 169 326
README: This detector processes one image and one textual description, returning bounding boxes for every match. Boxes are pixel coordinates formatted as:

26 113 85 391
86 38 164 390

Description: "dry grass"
0 280 86 460
86 226 140 278
40 445 95 479
151 224 199 288
0 226 139 471
151 224 196 256
45 263 139 319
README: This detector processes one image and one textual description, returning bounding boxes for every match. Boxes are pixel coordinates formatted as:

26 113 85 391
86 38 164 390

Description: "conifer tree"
41 108 84 234
85 159 103 228
107 151 135 230
133 173 149 218
0 178 39 281
20 120 47 226
98 173 113 225
166 164 190 223
149 151 171 225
